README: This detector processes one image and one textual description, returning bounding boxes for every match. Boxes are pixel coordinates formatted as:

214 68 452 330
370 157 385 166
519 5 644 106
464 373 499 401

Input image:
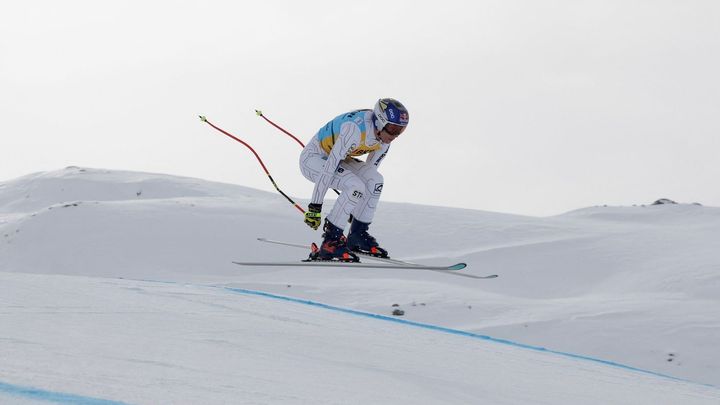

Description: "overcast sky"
2 1 718 216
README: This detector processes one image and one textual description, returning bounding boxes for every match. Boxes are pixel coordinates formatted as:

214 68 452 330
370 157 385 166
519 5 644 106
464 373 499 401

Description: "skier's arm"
365 143 390 169
310 122 361 205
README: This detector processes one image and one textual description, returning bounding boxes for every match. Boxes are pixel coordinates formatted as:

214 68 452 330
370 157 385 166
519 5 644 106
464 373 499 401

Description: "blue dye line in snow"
0 381 128 405
225 286 716 388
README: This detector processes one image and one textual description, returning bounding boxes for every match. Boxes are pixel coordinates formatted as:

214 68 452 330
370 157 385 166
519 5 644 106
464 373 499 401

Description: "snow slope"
1 167 719 404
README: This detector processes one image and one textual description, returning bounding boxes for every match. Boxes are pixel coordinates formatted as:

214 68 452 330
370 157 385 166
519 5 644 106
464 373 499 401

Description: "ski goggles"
382 123 406 137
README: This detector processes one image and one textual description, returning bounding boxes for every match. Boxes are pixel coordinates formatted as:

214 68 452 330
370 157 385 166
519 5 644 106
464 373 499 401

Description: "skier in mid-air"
299 98 409 261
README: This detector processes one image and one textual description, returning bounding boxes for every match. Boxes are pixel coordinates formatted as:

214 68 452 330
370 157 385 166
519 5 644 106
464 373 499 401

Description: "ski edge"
233 261 496 279
232 261 467 271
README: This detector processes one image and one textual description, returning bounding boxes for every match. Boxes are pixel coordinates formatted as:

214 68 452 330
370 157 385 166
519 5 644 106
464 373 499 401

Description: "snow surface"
1 167 719 404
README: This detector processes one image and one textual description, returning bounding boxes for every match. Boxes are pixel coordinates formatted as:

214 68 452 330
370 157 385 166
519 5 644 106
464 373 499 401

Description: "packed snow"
1 167 718 404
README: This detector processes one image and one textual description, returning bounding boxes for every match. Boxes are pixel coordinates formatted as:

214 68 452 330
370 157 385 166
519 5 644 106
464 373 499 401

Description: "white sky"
2 0 719 216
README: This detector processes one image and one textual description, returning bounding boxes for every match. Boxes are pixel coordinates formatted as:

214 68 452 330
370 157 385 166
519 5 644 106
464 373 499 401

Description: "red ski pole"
199 115 305 215
255 110 305 148
255 109 341 197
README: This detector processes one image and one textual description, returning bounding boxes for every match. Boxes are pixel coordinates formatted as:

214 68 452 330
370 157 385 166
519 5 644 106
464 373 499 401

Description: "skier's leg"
325 166 365 228
343 160 384 223
342 160 388 256
299 151 365 230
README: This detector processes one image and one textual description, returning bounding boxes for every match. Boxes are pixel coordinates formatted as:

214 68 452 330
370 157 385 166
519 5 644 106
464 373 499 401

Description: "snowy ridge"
2 167 720 404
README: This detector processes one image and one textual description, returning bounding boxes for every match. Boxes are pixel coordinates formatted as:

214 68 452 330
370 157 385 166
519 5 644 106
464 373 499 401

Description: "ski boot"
346 219 389 258
308 219 359 262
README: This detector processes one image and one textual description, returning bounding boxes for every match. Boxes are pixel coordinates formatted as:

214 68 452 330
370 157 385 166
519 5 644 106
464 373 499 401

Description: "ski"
233 261 469 271
253 238 498 279
257 237 455 266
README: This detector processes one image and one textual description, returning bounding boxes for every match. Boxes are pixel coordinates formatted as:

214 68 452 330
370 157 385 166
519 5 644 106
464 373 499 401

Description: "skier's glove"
304 203 322 230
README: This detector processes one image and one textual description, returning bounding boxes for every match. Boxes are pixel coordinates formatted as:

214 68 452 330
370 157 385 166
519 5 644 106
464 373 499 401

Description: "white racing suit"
299 109 390 229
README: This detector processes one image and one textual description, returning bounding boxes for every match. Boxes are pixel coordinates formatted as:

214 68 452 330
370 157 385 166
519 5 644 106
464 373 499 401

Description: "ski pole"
255 109 305 148
198 115 306 215
255 109 341 197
